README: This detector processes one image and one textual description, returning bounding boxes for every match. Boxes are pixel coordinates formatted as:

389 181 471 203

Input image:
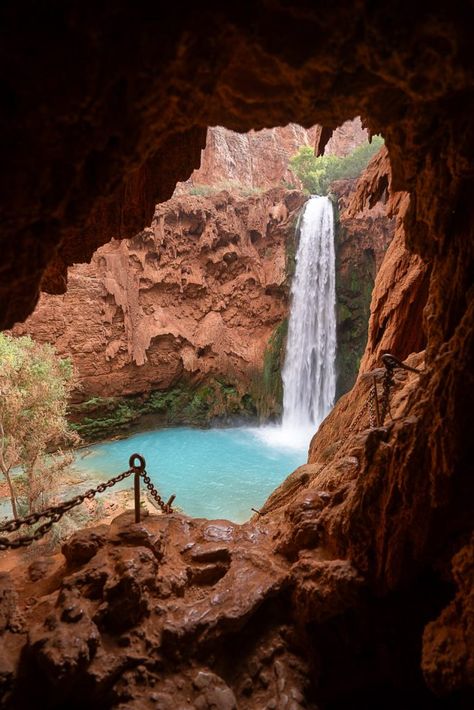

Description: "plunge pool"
72 426 307 523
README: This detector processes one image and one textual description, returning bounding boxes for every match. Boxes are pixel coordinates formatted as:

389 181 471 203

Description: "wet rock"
162 548 288 646
187 561 229 586
276 490 330 559
292 556 365 623
29 612 100 683
202 523 235 543
112 524 165 561
62 526 109 565
188 543 231 564
96 547 158 632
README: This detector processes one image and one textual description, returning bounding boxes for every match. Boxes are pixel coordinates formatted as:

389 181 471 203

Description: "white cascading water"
280 195 336 446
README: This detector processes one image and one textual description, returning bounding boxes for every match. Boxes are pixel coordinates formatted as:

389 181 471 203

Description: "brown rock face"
13 188 306 431
12 168 394 434
332 156 396 396
176 118 367 192
346 148 431 373
176 124 317 191
324 117 369 158
0 3 473 708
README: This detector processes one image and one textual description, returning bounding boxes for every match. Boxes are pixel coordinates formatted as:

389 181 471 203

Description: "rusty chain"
349 353 422 433
348 392 371 433
0 453 174 551
142 471 175 514
368 383 377 428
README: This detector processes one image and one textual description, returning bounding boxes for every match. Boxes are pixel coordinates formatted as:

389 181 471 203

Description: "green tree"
0 333 76 519
289 136 384 195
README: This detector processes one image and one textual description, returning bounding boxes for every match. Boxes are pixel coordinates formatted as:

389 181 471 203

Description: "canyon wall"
13 188 306 437
13 153 394 439
332 170 395 397
175 118 368 193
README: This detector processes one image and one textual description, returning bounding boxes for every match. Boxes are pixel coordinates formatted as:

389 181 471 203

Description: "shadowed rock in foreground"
1 354 472 708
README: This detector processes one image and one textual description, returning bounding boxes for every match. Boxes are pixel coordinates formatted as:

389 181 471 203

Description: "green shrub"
0 333 76 519
289 136 384 196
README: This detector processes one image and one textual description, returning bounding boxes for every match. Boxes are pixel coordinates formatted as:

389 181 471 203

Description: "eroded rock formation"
343 147 431 373
332 157 396 396
13 166 393 436
0 2 473 708
13 188 306 436
175 118 367 193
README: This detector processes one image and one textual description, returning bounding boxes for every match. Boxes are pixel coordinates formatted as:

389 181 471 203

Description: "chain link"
348 395 370 433
348 353 422 434
141 470 173 513
368 382 377 428
0 453 175 551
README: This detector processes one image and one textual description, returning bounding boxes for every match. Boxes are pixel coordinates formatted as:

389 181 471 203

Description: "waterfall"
281 195 336 441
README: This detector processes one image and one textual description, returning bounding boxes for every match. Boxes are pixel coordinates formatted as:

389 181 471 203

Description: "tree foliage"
0 333 76 518
289 136 384 196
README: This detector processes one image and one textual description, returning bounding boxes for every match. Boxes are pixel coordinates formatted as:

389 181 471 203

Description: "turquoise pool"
72 426 306 523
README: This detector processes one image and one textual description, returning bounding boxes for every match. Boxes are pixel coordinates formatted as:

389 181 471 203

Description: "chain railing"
349 353 422 434
0 454 175 551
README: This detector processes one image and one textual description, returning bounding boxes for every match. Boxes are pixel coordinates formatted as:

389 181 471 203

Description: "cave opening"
4 117 395 526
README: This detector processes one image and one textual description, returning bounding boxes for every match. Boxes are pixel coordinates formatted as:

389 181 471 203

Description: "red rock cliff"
13 189 306 430
175 118 368 192
13 154 395 435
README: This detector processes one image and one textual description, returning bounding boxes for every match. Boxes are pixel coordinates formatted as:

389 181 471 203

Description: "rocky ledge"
2 351 471 709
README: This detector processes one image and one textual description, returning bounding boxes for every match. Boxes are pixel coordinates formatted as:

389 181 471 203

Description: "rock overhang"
0 2 473 336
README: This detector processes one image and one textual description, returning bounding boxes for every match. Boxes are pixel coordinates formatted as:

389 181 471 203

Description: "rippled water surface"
72 426 306 523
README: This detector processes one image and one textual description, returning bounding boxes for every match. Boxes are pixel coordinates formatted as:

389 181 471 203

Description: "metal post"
129 453 146 524
165 495 176 511
134 471 141 523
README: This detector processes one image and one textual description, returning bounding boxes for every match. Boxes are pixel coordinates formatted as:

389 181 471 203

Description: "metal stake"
129 453 146 524
134 471 141 523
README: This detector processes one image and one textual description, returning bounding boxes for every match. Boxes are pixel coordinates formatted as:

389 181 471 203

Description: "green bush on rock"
0 333 76 519
250 320 288 419
289 136 384 196
70 380 258 441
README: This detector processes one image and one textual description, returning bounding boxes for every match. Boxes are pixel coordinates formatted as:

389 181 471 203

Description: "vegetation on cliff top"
289 136 384 195
0 333 76 519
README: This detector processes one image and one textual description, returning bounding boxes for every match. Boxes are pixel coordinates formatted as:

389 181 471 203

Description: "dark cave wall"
0 1 473 336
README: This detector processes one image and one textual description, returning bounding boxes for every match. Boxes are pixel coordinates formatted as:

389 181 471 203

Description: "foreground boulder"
1 355 471 708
